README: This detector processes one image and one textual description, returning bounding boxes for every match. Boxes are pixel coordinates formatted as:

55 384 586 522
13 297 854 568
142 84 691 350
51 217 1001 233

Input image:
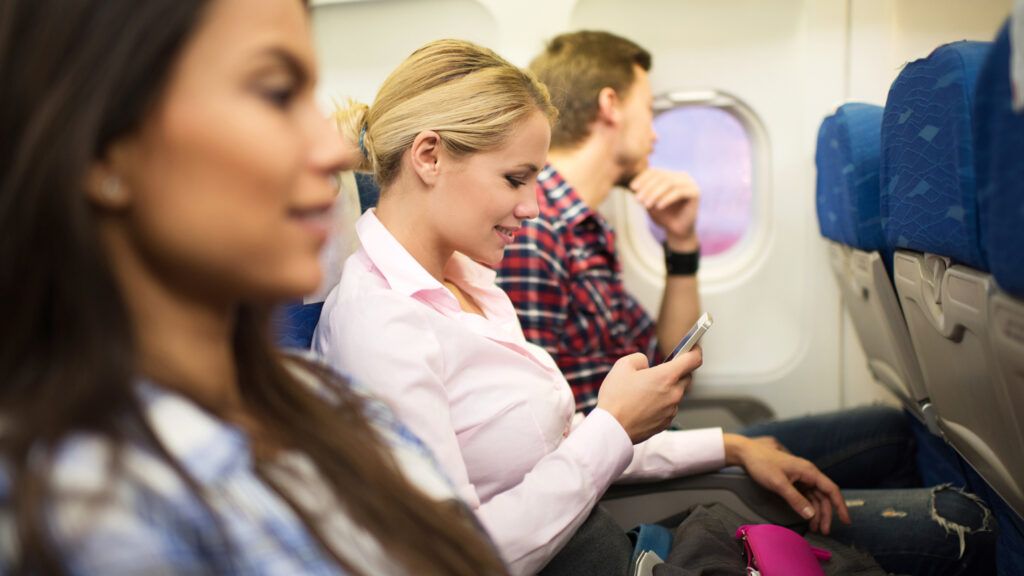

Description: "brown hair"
335 39 557 188
529 30 652 149
0 2 505 575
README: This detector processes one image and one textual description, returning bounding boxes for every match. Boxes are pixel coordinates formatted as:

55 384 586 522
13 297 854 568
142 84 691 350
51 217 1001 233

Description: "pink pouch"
735 524 832 576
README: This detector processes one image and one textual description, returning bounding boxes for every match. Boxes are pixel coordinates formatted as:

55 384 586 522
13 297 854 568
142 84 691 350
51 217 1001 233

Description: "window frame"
607 89 772 288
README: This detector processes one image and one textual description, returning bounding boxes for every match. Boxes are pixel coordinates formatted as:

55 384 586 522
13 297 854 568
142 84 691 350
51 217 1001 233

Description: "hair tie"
358 125 369 159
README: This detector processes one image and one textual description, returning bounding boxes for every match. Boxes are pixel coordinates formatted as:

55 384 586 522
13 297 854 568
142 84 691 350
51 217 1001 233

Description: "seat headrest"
881 41 991 270
815 103 885 251
975 22 1024 297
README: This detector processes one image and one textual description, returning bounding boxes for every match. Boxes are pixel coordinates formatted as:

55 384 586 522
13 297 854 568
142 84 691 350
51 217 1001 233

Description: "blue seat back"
881 41 991 270
815 103 886 253
355 172 380 213
975 24 1024 298
815 114 853 243
274 302 325 350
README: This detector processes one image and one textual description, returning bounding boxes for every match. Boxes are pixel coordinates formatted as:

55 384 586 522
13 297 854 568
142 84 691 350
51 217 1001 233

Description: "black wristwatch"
664 243 700 276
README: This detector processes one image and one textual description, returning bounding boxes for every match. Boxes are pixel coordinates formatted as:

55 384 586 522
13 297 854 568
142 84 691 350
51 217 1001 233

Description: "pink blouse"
314 210 725 575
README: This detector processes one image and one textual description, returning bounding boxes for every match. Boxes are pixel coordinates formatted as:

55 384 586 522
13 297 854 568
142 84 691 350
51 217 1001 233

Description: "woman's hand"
597 347 703 444
724 433 851 534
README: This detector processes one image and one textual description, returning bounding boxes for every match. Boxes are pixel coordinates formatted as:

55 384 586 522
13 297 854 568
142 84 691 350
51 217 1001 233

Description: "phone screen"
663 312 713 363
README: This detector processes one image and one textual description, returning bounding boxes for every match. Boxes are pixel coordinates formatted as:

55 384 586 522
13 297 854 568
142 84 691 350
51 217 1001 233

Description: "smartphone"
663 312 714 363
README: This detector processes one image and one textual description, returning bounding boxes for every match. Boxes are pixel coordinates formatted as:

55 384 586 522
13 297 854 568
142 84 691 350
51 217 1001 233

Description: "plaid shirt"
0 368 459 575
496 165 659 413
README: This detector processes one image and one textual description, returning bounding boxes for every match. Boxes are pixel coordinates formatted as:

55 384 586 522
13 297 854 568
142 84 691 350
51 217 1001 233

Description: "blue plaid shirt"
0 370 458 574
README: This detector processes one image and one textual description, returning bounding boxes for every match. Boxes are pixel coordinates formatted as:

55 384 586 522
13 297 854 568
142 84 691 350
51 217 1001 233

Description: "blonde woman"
315 40 846 575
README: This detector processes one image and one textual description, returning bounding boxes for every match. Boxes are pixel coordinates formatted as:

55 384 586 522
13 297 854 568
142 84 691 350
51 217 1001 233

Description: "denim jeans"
741 406 997 576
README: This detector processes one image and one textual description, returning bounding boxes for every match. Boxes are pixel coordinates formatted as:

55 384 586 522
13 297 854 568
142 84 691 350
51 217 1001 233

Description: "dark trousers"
538 506 631 576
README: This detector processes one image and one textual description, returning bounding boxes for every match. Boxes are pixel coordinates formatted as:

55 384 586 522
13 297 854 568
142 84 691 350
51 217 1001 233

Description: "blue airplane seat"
816 103 936 429
975 24 1024 299
355 171 380 213
973 20 1024 530
815 114 854 244
274 301 325 350
816 103 887 254
884 38 1024 521
881 41 991 270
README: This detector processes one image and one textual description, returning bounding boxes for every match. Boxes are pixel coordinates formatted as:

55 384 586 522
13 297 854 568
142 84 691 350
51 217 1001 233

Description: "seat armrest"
600 467 804 529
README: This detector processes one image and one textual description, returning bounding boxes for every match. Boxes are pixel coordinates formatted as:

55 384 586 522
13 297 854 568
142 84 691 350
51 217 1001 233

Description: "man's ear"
409 130 442 187
595 86 622 127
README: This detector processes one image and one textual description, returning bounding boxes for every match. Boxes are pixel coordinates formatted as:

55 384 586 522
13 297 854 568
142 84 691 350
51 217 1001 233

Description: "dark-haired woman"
0 1 506 574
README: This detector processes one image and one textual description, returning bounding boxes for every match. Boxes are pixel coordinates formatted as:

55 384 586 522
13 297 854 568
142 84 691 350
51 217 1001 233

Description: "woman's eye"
260 85 297 108
505 176 526 188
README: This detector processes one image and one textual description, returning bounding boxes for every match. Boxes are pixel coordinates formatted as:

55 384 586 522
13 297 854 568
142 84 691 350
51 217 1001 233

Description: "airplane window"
647 105 753 257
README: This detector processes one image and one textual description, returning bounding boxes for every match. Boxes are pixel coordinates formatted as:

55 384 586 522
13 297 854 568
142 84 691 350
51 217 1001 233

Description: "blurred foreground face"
109 0 343 304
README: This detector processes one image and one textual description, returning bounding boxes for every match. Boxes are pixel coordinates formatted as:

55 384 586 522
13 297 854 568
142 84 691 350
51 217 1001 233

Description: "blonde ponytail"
333 99 374 173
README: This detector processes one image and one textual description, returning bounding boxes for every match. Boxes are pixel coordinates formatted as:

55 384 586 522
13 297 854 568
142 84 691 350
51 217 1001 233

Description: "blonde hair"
335 39 557 187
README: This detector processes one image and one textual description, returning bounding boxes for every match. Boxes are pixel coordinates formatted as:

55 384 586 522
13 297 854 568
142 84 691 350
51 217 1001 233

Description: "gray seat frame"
827 241 941 434
893 249 1024 517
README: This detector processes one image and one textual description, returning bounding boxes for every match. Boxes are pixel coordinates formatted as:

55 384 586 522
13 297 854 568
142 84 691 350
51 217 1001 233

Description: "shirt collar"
356 209 499 313
354 210 558 372
356 209 449 300
537 163 602 230
444 250 497 287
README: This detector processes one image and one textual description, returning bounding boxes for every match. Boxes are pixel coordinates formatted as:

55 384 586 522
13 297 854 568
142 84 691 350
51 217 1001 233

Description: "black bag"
653 504 886 576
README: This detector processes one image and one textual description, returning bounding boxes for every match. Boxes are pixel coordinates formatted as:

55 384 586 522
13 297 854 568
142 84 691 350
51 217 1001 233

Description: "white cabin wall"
311 0 578 108
848 0 1012 106
312 0 502 105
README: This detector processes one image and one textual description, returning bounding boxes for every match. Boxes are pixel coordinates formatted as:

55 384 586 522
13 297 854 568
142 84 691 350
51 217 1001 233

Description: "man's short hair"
529 30 652 149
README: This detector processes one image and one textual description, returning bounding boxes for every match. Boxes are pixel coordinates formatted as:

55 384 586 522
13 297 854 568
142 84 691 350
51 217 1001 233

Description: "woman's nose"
514 191 539 220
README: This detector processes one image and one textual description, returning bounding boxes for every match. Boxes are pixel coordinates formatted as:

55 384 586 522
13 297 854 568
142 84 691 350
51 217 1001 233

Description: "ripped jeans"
741 406 997 576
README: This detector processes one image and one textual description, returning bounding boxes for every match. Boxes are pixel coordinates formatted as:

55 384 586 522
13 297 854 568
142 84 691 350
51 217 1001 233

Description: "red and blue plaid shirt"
496 165 659 413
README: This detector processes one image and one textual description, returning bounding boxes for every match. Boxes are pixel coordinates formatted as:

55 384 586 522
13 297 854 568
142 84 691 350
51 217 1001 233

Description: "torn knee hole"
929 484 994 558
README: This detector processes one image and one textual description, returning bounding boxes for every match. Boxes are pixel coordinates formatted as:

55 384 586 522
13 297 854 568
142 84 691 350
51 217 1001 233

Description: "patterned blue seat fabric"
815 114 853 243
273 301 324 350
815 103 886 255
881 41 992 270
355 171 380 213
975 24 1024 298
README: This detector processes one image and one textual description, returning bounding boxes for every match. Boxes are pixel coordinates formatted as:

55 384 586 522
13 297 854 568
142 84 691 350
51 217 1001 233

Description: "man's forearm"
656 273 701 357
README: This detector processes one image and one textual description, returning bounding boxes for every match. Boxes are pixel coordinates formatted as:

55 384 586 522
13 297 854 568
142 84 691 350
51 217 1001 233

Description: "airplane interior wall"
310 0 1011 419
